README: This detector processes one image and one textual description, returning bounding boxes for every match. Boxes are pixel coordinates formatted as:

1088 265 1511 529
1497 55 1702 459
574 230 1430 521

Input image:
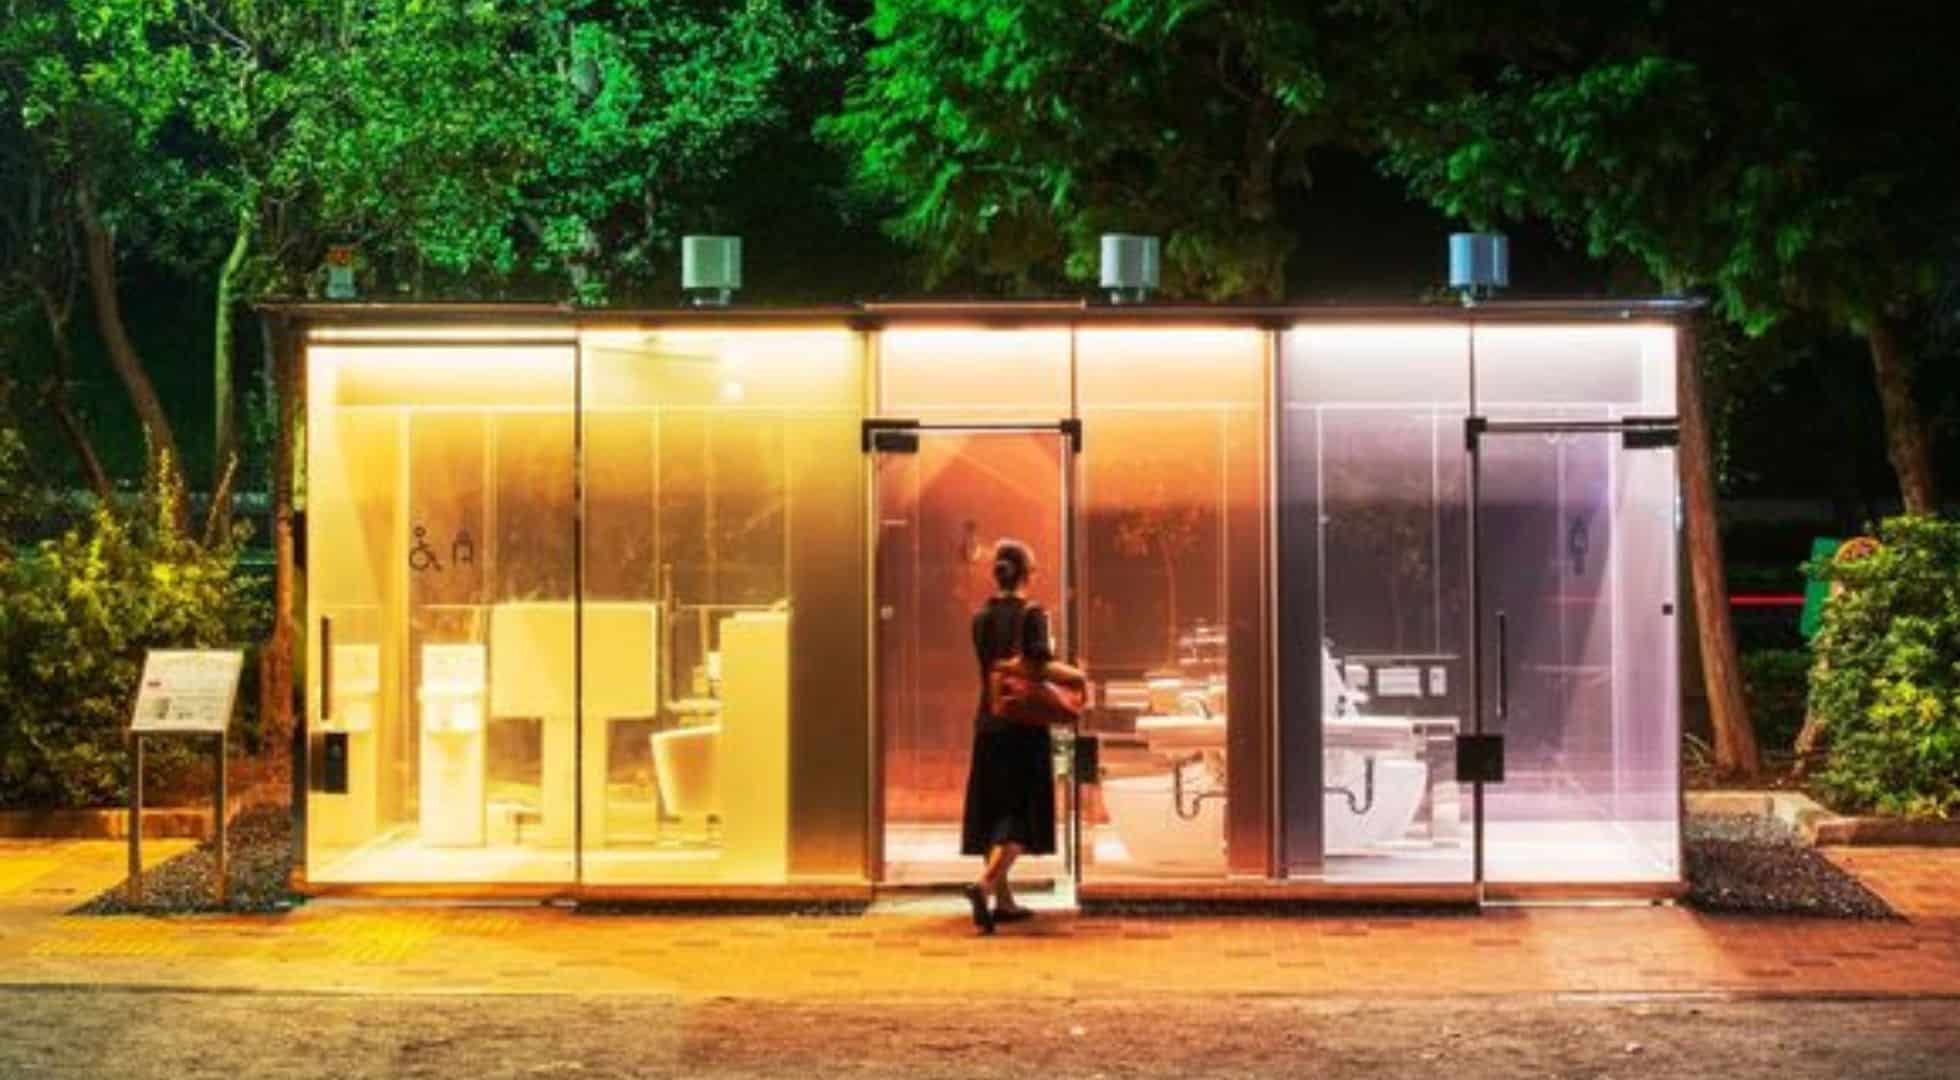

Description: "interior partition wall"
304 325 865 887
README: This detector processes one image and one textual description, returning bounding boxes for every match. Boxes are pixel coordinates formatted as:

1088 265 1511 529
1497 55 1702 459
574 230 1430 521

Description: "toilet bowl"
651 724 721 817
1101 761 1227 869
1322 749 1427 852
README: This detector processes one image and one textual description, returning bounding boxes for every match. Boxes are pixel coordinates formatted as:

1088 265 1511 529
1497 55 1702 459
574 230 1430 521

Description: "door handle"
1495 610 1508 720
320 615 333 722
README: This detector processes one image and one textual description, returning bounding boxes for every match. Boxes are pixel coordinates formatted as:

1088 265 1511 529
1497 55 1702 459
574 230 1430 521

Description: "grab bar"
320 616 333 722
1495 610 1508 720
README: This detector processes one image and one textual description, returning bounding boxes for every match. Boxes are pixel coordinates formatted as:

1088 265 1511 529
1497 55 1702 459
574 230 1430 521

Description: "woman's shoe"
994 905 1034 924
962 884 996 935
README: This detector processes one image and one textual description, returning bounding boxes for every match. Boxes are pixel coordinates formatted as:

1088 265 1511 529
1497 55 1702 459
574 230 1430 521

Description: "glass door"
871 424 1076 885
1470 419 1681 887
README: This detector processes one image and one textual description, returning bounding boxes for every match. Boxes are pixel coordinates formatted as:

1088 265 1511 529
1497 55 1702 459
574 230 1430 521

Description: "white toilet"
651 724 721 819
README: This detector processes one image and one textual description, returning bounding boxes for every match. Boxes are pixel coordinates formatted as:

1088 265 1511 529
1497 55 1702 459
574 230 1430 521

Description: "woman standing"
961 538 1059 934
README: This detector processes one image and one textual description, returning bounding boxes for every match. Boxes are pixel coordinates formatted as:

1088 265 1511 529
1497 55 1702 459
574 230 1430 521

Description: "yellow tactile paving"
0 856 59 896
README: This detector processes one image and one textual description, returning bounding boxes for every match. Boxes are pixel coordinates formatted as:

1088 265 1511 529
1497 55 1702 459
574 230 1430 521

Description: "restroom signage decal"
410 525 477 572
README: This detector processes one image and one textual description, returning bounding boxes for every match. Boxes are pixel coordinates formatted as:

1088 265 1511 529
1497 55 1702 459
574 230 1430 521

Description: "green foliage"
1381 7 1957 336
1739 649 1810 752
825 0 1425 299
1806 517 1960 818
0 442 268 809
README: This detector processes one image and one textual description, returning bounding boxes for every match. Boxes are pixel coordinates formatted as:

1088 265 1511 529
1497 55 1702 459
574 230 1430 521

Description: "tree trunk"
258 314 297 769
33 286 113 502
1679 322 1760 778
1865 317 1938 515
210 214 252 531
77 182 186 507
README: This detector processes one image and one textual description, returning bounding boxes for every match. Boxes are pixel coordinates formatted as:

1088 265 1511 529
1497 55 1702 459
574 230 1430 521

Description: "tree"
0 94 110 501
826 0 1452 299
1381 8 1954 515
3 0 192 503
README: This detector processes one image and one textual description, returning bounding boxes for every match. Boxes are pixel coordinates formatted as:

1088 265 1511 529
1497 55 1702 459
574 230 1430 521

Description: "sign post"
127 650 245 907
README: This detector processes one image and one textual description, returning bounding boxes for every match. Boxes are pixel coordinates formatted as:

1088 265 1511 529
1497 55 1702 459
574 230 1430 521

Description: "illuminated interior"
871 327 1269 883
302 311 1681 893
1279 323 1680 885
1074 329 1268 880
304 328 865 886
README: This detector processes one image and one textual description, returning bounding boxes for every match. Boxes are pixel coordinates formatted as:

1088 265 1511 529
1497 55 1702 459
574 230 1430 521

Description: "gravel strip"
76 803 299 914
1685 813 1895 919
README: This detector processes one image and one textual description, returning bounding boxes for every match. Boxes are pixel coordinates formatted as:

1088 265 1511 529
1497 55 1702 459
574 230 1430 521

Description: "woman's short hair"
992 538 1035 591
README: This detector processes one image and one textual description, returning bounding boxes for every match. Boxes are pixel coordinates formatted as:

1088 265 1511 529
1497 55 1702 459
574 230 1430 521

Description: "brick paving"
2 839 1956 1000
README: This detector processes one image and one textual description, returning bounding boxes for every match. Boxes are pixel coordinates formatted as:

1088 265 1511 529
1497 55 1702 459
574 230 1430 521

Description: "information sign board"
129 650 245 734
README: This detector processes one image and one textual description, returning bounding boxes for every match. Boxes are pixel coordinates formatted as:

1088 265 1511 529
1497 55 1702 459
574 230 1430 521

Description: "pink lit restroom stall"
281 301 1685 903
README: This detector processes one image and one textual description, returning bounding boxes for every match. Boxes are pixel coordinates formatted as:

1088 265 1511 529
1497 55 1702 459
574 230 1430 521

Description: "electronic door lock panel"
312 731 350 794
1453 734 1504 784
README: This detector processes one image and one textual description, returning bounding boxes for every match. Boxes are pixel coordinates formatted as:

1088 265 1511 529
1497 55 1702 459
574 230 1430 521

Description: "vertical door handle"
320 616 333 722
1495 610 1508 720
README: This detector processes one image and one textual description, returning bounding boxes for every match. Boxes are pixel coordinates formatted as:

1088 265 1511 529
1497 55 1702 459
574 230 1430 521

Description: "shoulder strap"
1016 601 1041 658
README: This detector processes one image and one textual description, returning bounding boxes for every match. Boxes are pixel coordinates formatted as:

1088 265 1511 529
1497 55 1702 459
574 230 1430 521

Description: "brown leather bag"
987 604 1085 726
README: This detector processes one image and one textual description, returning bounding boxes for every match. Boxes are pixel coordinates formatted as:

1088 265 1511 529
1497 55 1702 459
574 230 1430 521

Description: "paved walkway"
2 840 1955 1000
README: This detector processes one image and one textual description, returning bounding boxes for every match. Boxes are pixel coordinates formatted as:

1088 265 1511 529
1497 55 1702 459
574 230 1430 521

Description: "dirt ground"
3 990 1957 1079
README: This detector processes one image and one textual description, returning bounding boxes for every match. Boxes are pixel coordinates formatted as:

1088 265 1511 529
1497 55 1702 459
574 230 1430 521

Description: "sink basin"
1133 713 1227 752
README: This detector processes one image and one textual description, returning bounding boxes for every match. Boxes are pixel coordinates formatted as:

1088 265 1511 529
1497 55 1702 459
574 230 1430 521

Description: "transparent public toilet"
287 301 1684 902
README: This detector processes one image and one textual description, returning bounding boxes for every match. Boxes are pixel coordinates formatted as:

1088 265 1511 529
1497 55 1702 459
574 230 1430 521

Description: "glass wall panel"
878 328 1071 420
577 329 865 884
1075 329 1268 880
306 342 577 883
1474 324 1676 411
1279 326 1474 883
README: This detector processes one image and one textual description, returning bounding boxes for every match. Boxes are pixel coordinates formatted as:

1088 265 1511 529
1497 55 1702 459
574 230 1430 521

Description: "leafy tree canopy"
1381 3 1958 337
826 0 1462 299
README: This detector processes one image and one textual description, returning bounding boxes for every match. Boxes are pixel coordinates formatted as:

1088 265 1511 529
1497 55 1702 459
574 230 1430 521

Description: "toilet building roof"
260 297 1704 329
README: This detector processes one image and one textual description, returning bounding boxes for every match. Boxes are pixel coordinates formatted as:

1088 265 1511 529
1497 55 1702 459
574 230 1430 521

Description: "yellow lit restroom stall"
300 316 868 892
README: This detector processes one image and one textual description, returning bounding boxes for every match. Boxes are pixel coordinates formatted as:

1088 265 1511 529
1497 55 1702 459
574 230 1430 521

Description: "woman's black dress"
959 596 1058 856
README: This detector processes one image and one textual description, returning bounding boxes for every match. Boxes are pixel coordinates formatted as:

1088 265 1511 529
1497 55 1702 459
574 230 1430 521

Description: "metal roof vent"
1099 234 1160 304
682 235 742 306
1449 232 1509 304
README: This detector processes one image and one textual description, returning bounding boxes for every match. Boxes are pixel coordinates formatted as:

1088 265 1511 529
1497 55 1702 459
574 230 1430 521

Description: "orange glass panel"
878 328 1071 419
1074 328 1268 880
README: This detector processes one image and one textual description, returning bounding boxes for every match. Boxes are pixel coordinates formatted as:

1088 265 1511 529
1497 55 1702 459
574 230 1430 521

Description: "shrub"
0 452 269 809
1741 648 1811 751
1806 516 1960 818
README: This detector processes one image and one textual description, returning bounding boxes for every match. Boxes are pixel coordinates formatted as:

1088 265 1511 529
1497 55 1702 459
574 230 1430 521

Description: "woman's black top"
959 595 1058 856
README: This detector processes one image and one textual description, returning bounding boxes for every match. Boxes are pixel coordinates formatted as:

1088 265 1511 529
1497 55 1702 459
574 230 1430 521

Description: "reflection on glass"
1076 329 1266 880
